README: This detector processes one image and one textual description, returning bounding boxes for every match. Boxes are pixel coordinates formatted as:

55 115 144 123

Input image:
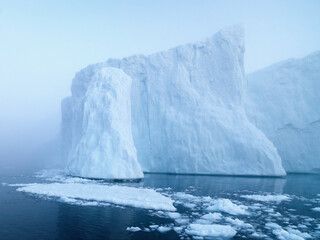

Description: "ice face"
61 25 286 179
64 67 143 179
246 51 320 173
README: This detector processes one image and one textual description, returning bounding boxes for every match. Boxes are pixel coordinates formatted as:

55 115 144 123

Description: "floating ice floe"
285 227 312 239
206 198 249 215
166 212 181 219
126 227 141 232
172 192 200 201
312 207 320 212
200 212 223 222
172 192 212 209
8 169 320 239
273 228 305 240
12 182 176 211
173 226 183 233
149 225 159 230
266 222 312 240
241 194 291 203
186 224 236 239
157 226 172 233
250 232 268 238
225 217 253 229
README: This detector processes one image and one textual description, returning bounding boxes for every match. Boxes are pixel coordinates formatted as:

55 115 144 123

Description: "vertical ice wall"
246 51 320 173
64 67 143 179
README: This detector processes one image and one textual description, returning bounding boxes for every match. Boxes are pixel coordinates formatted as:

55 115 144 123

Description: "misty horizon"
1 0 320 168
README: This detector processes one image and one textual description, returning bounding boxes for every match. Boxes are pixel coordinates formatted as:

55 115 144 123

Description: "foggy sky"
0 0 320 164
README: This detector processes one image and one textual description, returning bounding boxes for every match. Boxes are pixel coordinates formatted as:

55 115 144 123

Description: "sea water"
0 167 319 240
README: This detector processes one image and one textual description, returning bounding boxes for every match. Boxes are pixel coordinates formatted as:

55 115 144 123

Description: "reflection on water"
0 169 319 240
143 174 288 194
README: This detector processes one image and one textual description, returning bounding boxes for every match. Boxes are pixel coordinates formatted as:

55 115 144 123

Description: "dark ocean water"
0 166 319 240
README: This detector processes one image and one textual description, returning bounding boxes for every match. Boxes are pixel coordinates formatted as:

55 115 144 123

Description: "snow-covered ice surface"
245 51 320 173
5 169 320 239
61 25 285 179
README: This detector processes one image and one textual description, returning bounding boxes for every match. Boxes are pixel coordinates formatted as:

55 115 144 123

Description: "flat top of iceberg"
104 24 244 67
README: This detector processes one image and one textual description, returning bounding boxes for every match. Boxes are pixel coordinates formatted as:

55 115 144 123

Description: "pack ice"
246 51 320 173
61 26 286 179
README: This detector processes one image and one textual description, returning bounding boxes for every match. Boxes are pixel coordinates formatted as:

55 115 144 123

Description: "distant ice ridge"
61 25 285 179
245 51 320 173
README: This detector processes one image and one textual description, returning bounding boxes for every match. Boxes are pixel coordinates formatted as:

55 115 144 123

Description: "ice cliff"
61 26 286 179
246 51 320 173
62 68 143 179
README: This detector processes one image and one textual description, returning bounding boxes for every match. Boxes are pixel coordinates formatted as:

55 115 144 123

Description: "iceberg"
63 67 143 179
61 25 286 179
246 51 320 173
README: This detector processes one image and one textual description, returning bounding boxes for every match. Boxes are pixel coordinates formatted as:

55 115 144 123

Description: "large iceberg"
61 26 286 179
246 51 320 173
